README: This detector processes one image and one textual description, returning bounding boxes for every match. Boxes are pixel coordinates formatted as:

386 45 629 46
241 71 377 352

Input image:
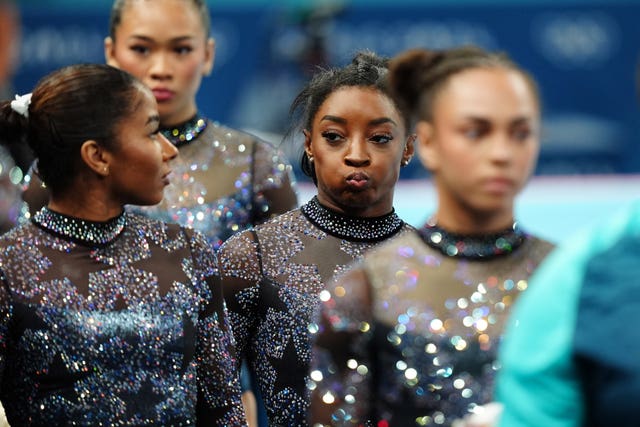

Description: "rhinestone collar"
301 196 404 243
418 219 527 260
32 207 127 247
161 114 208 147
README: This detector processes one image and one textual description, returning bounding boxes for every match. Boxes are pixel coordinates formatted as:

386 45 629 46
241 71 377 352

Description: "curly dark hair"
287 51 408 184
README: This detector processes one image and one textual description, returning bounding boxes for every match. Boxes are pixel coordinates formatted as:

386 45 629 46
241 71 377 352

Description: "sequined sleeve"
185 229 247 426
309 264 375 426
251 139 298 223
217 230 263 364
0 270 12 383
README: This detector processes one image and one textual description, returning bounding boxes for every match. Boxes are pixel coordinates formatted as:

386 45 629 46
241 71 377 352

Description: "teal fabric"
497 200 640 427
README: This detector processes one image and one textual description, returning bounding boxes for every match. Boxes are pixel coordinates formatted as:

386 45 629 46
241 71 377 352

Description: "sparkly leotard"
0 209 246 426
309 222 554 426
217 196 414 426
135 115 297 250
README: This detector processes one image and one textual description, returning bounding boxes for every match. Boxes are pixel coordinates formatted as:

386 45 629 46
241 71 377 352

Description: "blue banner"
10 3 640 177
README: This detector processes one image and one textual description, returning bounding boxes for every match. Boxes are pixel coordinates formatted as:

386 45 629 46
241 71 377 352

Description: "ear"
415 121 440 172
80 140 111 177
104 36 119 67
303 129 313 158
203 37 215 76
402 134 416 166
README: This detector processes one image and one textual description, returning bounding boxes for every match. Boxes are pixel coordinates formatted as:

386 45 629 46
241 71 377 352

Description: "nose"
149 52 172 80
488 134 515 164
344 138 370 167
160 134 179 161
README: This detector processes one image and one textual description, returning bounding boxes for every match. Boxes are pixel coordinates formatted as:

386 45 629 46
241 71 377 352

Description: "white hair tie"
10 93 32 118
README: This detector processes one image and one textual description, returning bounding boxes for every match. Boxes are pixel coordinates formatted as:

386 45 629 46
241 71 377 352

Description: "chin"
342 195 382 214
133 196 164 207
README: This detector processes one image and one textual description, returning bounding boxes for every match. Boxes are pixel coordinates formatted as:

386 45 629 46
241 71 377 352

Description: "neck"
434 197 515 235
48 183 123 222
160 106 199 128
315 193 395 219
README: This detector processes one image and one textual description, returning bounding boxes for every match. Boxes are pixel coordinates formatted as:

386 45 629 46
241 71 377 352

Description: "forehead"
436 68 538 118
117 0 205 35
118 86 158 127
315 86 401 121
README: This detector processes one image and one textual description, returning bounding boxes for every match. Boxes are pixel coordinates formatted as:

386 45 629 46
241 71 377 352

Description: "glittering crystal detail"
308 230 555 425
300 196 404 242
32 207 126 246
161 114 207 147
418 220 527 259
217 208 414 425
0 214 245 425
136 120 296 251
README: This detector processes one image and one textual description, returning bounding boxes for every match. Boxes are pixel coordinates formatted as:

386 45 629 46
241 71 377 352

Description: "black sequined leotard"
309 223 554 426
0 208 246 426
217 196 414 426
135 115 297 250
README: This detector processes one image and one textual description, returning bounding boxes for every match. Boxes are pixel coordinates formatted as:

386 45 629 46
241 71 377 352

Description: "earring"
308 157 314 164
401 156 412 167
103 166 109 174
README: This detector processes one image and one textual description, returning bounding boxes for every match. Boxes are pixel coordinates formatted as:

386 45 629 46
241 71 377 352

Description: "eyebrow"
510 116 534 126
464 115 533 125
320 115 398 127
127 35 196 43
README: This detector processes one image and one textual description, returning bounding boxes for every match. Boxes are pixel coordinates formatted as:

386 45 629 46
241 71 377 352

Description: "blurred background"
3 0 640 241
